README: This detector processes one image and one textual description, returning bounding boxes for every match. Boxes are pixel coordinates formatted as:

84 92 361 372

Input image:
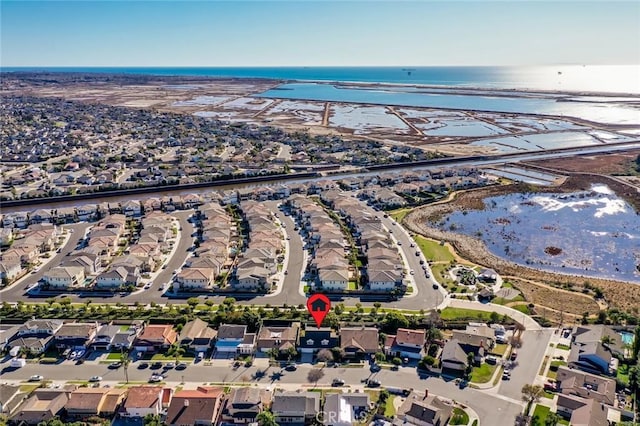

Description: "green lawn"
431 264 452 285
511 304 530 314
440 307 492 321
490 344 508 356
150 354 195 362
19 384 42 393
532 404 550 424
119 325 130 331
414 235 455 262
449 407 470 425
556 344 571 350
539 356 550 375
470 363 496 383
388 208 412 223
106 352 124 360
543 390 555 399
617 363 630 386
384 396 396 417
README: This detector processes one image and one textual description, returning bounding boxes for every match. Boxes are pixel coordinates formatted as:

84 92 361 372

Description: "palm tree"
601 335 615 349
256 410 278 426
121 349 130 384
167 343 185 364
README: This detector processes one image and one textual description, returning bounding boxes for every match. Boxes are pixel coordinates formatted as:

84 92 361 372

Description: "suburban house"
165 387 224 426
179 319 217 353
91 324 121 351
234 266 271 291
220 388 271 425
65 387 127 419
323 392 370 426
177 268 216 289
568 341 615 375
298 328 339 362
384 328 426 360
556 393 609 426
95 267 129 289
7 320 63 355
43 266 85 289
133 324 178 353
256 322 301 354
10 388 74 425
0 385 28 419
271 391 320 426
556 366 616 405
339 327 379 359
122 386 171 418
0 261 22 283
54 322 99 350
440 339 469 372
396 390 453 426
318 269 349 291
567 324 624 374
451 329 494 363
214 324 256 357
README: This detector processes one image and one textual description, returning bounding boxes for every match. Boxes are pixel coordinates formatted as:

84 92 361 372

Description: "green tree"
521 384 545 414
307 368 324 387
316 349 334 363
186 297 199 310
382 311 409 333
143 413 164 426
256 410 279 426
545 412 561 426
167 343 185 363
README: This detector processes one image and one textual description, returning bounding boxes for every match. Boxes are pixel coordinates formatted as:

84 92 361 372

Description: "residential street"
0 357 523 426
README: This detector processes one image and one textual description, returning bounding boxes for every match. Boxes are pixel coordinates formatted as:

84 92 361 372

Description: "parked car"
89 376 102 382
176 363 187 370
109 362 122 369
544 381 557 391
164 362 175 369
285 363 297 371
486 355 498 365
138 362 149 369
366 379 381 388
510 350 518 361
151 362 163 370
502 370 511 380
148 375 163 383
29 375 43 382
332 378 345 387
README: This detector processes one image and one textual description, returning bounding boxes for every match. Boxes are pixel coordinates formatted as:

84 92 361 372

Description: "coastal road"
0 358 523 426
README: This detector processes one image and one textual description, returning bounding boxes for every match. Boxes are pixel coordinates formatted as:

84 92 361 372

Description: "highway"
2 140 639 215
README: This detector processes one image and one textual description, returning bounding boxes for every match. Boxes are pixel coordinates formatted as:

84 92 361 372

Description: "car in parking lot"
164 362 175 369
332 378 345 387
89 376 102 382
366 379 381 388
29 375 43 382
175 363 187 370
109 362 122 369
150 362 163 370
137 362 149 369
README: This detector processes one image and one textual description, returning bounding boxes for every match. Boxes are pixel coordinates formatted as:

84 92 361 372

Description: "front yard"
470 363 496 383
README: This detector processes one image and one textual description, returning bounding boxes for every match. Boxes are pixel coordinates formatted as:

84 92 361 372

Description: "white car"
29 375 43 381
89 376 102 382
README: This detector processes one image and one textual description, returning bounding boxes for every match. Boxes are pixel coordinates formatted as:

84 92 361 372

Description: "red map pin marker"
306 294 331 328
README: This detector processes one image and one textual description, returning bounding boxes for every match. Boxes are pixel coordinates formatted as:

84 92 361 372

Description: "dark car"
109 362 122 369
138 362 149 369
366 379 381 388
175 363 187 370
432 284 439 290
332 378 345 387
150 362 163 370
370 364 381 372
284 363 297 371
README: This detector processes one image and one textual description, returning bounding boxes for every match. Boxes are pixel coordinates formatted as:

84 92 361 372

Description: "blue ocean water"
2 65 639 94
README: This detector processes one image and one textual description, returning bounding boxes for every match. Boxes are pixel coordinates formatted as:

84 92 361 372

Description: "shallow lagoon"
434 185 640 282
258 83 640 125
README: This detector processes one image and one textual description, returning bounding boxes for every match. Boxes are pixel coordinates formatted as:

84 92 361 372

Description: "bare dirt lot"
526 150 640 175
405 176 640 314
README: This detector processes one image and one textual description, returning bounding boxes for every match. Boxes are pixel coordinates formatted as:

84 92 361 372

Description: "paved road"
0 222 92 301
497 329 553 399
1 358 522 426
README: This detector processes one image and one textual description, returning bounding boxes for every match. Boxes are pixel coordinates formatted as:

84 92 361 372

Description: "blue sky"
1 1 639 67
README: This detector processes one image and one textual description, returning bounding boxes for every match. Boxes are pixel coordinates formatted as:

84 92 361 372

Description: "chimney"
424 389 429 400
